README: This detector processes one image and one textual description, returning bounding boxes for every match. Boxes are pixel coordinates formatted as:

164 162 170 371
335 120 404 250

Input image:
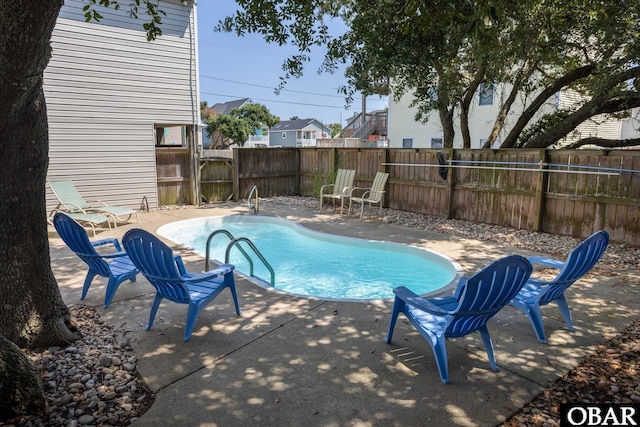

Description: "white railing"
296 139 317 147
201 149 233 158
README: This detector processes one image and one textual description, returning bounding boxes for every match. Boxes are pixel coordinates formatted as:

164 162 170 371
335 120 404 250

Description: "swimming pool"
157 215 462 300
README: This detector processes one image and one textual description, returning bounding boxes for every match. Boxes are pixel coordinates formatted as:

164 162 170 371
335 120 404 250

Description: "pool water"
157 215 461 300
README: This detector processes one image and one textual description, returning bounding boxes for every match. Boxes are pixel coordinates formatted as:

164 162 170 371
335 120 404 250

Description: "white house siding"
388 84 614 149
556 90 621 145
44 0 198 212
620 108 640 140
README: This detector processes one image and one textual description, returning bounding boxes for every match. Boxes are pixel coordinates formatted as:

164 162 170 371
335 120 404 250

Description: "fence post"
295 148 301 195
232 147 239 202
445 149 455 219
532 149 548 232
382 148 389 208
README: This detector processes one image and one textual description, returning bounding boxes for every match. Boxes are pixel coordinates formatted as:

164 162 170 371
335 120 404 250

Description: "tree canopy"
328 122 342 137
205 103 279 147
218 0 640 149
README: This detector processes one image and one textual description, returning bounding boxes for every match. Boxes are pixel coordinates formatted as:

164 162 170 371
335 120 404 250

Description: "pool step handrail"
248 185 259 214
205 230 275 286
205 229 253 272
225 237 275 286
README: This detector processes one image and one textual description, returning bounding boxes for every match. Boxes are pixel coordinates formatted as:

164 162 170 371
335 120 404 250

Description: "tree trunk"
0 0 78 346
0 0 80 417
461 64 486 149
439 107 455 148
0 336 45 420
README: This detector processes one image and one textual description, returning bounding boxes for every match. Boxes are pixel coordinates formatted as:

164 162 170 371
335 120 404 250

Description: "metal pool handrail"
204 229 275 286
248 185 259 214
225 237 275 286
205 229 252 272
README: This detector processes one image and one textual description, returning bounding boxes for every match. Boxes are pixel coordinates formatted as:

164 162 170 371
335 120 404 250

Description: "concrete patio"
48 199 640 426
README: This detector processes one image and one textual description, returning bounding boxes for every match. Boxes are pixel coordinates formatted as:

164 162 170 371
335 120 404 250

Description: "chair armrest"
100 251 129 259
85 199 109 207
92 238 122 251
393 286 454 315
340 186 354 196
349 186 371 198
525 277 552 287
61 202 90 213
528 256 565 269
320 184 335 195
182 264 235 283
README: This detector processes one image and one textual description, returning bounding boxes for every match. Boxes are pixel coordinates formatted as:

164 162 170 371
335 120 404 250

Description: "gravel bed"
4 306 153 427
5 196 638 426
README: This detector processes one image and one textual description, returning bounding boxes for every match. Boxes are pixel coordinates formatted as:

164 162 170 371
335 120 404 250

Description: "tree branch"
563 136 640 149
522 66 640 148
500 64 598 148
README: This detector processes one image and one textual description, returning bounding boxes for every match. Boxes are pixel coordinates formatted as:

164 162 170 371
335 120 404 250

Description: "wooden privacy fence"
199 147 640 245
156 147 192 206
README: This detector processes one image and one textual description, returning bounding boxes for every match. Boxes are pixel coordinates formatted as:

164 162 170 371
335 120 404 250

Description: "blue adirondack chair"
53 212 139 308
510 230 609 343
385 254 532 384
122 228 241 341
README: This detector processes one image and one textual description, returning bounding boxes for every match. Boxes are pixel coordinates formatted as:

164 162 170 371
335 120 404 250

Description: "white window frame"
478 83 494 106
402 137 413 148
430 137 444 149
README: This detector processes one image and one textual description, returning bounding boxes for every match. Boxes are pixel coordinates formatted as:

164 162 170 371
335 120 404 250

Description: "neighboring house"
45 0 199 211
340 110 388 141
269 119 332 147
388 84 640 149
202 98 270 148
211 98 251 115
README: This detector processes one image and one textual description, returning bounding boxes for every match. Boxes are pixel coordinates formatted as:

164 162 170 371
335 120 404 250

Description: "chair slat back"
122 229 191 303
446 255 532 338
49 180 90 211
53 213 111 277
332 169 356 196
367 172 389 202
538 230 609 306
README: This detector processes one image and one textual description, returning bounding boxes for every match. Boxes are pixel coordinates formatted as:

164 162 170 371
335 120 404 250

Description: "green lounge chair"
48 210 110 237
49 180 138 227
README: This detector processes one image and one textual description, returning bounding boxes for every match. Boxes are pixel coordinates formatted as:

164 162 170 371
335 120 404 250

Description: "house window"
402 138 413 148
478 83 494 106
479 138 487 148
431 138 443 149
282 132 286 139
155 124 192 147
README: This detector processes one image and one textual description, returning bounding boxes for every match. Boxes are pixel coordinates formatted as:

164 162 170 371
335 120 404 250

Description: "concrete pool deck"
48 199 640 426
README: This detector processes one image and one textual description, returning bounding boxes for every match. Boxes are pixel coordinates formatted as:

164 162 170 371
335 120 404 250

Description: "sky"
196 1 388 126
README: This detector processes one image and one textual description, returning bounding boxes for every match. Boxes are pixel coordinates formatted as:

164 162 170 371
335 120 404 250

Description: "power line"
200 91 353 109
200 74 355 99
199 41 293 57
